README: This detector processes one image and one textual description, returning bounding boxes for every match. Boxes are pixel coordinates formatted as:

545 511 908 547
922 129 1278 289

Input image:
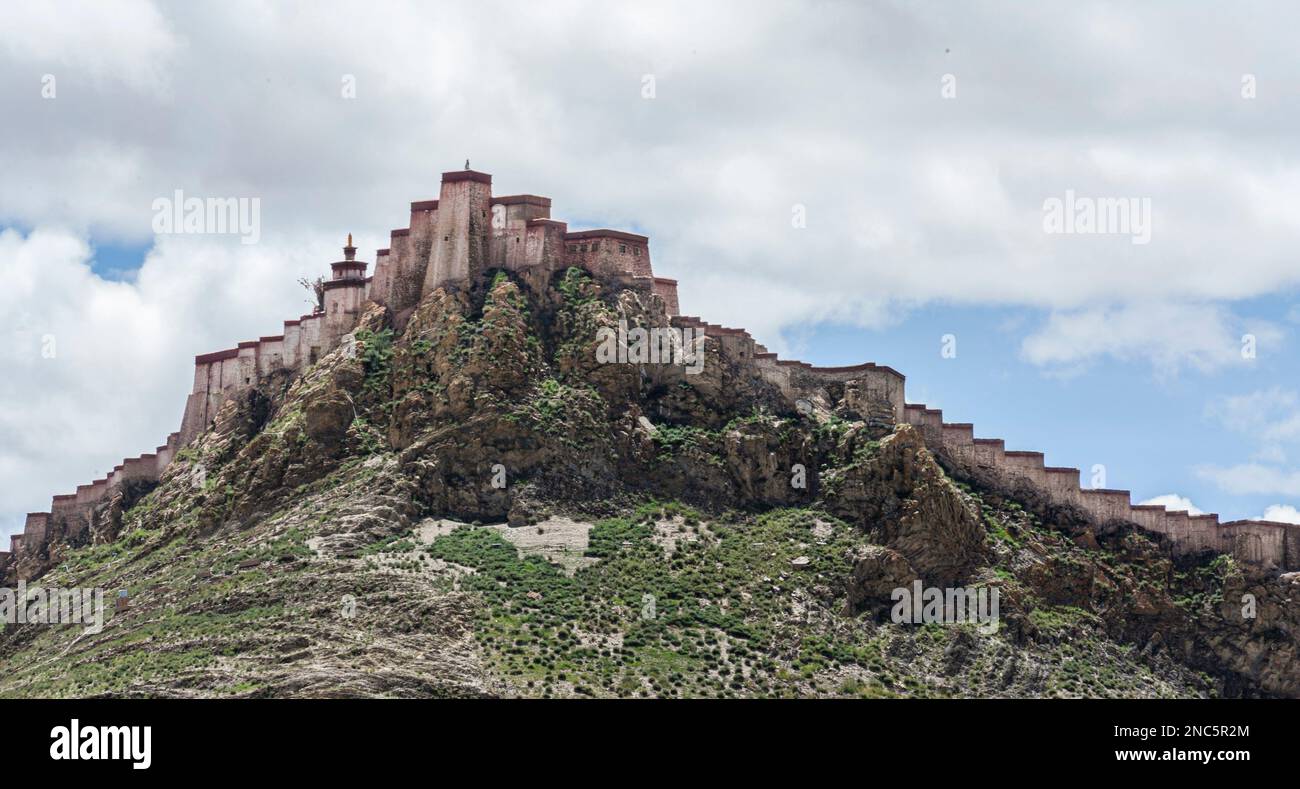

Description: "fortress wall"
23 171 1298 588
972 438 1005 469
708 328 758 362
1128 504 1167 533
192 359 212 392
282 321 302 371
240 343 259 387
1001 451 1048 488
256 336 285 379
490 196 551 271
918 409 944 448
794 364 905 423
179 391 208 447
156 432 180 471
755 355 793 398
1219 522 1284 568
23 513 49 545
426 171 492 292
652 277 680 316
386 229 413 310
1174 515 1223 556
929 415 1295 569
1164 510 1191 541
119 455 155 484
522 219 567 273
297 314 324 368
1043 468 1082 506
563 231 652 283
1079 489 1132 523
217 352 240 391
399 202 437 308
323 281 367 347
904 404 944 447
940 423 975 464
370 249 392 307
1286 523 1300 570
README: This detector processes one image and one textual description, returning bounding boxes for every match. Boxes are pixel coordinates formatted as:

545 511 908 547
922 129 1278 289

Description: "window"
620 244 627 254
568 245 577 253
634 247 641 256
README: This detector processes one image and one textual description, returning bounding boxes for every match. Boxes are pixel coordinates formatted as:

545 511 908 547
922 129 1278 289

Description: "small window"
568 245 577 253
635 247 642 256
619 244 627 254
245 377 251 385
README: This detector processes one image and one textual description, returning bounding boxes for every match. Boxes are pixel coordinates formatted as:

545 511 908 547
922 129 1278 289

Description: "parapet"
906 400 1298 571
652 277 680 316
441 169 492 185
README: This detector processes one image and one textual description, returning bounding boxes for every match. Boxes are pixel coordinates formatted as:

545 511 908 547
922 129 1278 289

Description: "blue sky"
796 294 1299 521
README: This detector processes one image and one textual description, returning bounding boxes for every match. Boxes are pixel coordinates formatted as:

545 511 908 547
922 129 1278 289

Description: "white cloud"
1019 302 1281 376
0 3 1298 347
1258 504 1300 524
0 0 178 92
1206 387 1300 448
0 227 337 539
1195 463 1300 496
1137 494 1204 515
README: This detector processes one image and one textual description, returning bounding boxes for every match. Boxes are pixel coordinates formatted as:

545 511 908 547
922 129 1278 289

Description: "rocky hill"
1 268 1296 698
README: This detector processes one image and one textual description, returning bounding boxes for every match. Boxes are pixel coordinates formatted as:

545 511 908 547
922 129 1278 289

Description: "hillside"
1 268 1296 698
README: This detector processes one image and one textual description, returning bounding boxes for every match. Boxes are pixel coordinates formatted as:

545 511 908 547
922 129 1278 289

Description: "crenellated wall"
2 168 676 583
6 167 1291 585
901 403 1299 571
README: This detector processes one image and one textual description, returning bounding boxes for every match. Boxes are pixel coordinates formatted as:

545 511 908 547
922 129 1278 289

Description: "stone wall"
8 168 1287 586
1 168 674 584
902 403 1299 571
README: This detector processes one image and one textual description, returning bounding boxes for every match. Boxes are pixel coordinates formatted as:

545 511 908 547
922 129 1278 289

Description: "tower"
323 234 369 345
330 233 367 280
423 168 492 292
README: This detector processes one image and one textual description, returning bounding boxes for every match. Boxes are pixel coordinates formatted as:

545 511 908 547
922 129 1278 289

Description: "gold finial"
347 233 353 247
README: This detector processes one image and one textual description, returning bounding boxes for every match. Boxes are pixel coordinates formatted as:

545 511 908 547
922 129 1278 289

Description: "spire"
465 159 470 170
343 233 356 262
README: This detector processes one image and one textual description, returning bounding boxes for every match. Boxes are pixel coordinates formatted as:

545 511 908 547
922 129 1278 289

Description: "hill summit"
1 170 1297 698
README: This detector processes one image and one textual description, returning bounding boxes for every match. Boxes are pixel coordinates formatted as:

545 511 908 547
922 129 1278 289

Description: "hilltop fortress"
2 168 1297 583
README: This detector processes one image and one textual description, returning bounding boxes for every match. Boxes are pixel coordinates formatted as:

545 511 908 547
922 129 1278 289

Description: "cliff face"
1 269 1296 698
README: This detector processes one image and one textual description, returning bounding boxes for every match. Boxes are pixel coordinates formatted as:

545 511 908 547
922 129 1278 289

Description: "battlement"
6 167 1290 588
903 404 1299 571
4 169 670 582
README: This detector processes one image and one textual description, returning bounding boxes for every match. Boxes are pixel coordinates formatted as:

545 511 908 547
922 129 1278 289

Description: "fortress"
2 168 1297 583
